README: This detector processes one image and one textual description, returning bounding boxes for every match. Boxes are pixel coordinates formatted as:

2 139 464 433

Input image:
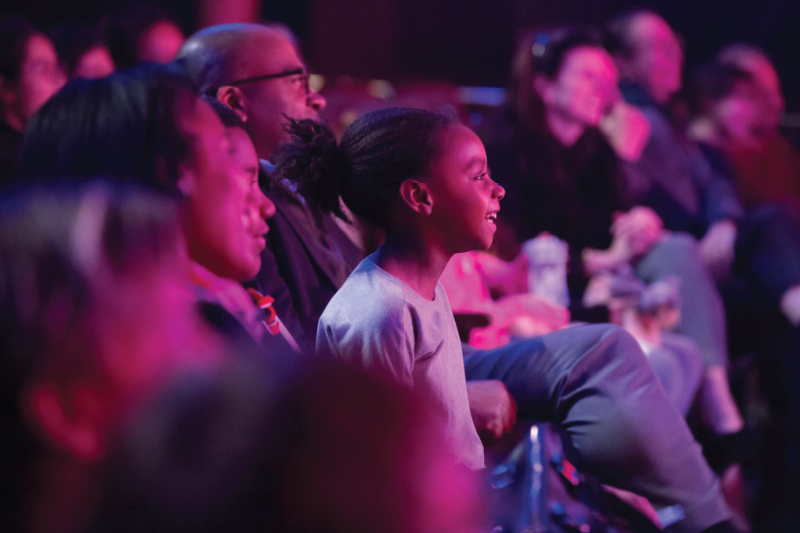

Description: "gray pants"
635 233 729 369
463 324 730 533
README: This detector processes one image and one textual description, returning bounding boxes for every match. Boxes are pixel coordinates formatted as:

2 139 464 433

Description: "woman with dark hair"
0 16 64 183
482 27 746 457
16 63 296 352
0 182 222 533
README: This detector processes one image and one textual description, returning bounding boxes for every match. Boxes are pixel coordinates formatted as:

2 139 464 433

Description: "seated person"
16 63 294 353
100 4 184 69
608 10 800 432
716 44 800 226
275 107 736 532
50 23 115 79
0 183 225 533
175 23 358 345
482 26 743 440
90 360 484 533
0 16 64 183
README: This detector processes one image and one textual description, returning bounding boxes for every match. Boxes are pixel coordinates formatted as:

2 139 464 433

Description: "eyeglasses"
217 68 310 94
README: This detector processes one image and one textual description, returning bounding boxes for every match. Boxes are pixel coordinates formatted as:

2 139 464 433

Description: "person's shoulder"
320 257 406 327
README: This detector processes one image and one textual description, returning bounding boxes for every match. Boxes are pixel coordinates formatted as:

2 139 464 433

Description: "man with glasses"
176 23 361 348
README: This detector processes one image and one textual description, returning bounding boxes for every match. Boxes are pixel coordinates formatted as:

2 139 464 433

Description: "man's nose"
308 90 326 111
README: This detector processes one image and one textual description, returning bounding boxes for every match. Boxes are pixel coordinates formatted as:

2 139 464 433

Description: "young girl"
274 107 504 469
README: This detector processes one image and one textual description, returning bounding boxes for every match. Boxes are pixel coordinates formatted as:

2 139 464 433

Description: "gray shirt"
317 255 484 469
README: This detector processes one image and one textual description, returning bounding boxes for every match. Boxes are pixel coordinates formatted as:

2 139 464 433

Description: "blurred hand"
599 101 651 162
700 220 737 277
602 485 663 529
612 206 664 258
466 380 517 439
582 275 613 308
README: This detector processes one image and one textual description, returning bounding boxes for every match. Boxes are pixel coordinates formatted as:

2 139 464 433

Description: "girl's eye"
475 172 487 180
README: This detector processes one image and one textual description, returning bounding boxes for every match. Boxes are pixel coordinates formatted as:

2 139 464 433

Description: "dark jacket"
250 165 364 349
482 106 631 299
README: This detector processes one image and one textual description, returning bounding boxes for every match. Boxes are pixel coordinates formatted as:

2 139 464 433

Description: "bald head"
608 10 683 104
176 23 325 159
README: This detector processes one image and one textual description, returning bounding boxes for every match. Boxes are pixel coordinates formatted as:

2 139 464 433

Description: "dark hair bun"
273 118 349 223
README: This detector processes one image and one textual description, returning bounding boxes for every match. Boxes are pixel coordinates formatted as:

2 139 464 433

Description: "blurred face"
178 99 272 282
1 34 65 129
139 21 185 63
623 14 683 104
229 126 276 259
73 46 115 79
426 124 505 253
234 30 326 159
737 55 784 131
714 81 768 147
91 249 223 426
538 46 618 127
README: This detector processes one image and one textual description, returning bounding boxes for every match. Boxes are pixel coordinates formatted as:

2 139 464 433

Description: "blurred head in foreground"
90 361 484 533
17 63 274 283
0 182 222 532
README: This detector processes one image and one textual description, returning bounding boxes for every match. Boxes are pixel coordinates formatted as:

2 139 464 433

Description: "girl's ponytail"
272 118 350 223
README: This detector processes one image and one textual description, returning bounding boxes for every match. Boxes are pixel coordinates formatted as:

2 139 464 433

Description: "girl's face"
426 124 505 254
538 46 618 127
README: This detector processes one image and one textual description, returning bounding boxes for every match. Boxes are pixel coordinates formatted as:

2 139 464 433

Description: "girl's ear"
216 86 248 123
398 179 433 216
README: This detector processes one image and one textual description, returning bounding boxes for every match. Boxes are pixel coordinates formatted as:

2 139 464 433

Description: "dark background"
3 0 799 111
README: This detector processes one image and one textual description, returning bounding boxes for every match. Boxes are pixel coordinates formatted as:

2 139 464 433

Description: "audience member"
275 108 735 532
176 23 359 345
0 16 64 184
101 3 185 70
607 8 800 397
713 45 800 226
90 360 483 533
50 23 115 79
0 183 223 533
16 64 296 354
481 27 743 442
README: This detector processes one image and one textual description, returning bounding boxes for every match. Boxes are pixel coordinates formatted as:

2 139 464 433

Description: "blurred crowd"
1 3 800 533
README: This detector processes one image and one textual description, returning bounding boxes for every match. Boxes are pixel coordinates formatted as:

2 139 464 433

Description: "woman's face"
538 46 618 127
3 34 65 127
177 99 272 282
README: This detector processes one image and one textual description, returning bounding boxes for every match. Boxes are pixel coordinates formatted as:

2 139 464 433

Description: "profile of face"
537 46 618 127
138 20 185 63
229 30 326 159
624 13 683 104
736 54 784 131
714 81 768 147
177 99 273 282
73 45 115 79
425 124 504 254
1 33 65 128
